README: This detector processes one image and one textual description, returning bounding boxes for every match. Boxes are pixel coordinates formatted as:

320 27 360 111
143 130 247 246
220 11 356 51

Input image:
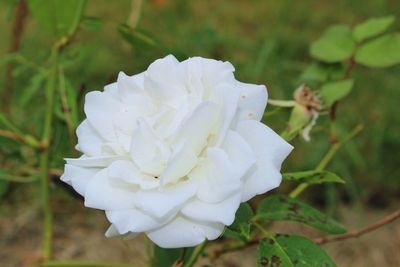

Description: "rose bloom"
61 55 293 248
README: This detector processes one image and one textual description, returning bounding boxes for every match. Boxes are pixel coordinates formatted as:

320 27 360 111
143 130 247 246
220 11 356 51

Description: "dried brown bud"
293 84 322 112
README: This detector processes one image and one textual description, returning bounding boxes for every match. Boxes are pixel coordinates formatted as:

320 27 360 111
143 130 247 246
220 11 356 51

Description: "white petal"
144 55 185 106
241 161 282 202
214 84 241 146
108 160 159 190
236 120 293 168
181 193 241 225
173 102 219 154
65 155 124 168
183 57 235 89
237 82 268 121
129 118 168 176
106 208 166 234
76 120 104 156
191 148 241 203
236 120 293 201
146 215 224 248
104 82 120 100
222 130 256 178
84 91 120 141
84 169 136 210
133 180 197 219
160 142 197 186
61 164 100 196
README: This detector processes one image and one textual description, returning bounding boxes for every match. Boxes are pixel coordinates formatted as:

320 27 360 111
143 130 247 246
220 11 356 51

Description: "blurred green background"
0 0 399 266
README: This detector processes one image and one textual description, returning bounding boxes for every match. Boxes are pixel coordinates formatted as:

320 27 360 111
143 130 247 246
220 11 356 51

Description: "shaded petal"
133 180 197 219
241 161 282 202
181 193 241 225
236 120 293 168
222 130 256 178
191 148 241 203
61 164 100 196
84 91 120 141
173 102 219 154
236 120 293 201
129 118 169 176
84 169 136 210
65 155 125 168
108 160 159 190
214 84 241 146
146 215 224 248
144 55 185 106
106 208 166 234
76 120 104 156
160 142 197 186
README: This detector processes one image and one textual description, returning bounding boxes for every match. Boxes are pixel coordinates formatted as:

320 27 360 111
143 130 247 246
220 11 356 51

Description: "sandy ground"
0 185 399 267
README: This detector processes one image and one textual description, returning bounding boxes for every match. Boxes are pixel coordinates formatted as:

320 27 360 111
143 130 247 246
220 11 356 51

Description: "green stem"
183 241 208 267
39 43 59 261
289 124 364 198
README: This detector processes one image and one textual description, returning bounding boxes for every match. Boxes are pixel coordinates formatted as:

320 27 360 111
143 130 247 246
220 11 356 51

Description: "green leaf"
256 195 347 234
80 16 104 31
225 203 253 241
258 235 336 267
300 63 345 83
27 0 87 37
283 170 345 184
320 79 354 106
353 16 395 42
355 33 400 68
310 25 355 63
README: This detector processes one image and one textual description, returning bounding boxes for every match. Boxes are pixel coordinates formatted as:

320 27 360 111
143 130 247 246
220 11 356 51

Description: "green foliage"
80 16 104 31
256 195 347 234
300 63 344 83
353 16 395 42
310 25 355 63
355 33 400 68
225 203 253 241
320 79 354 107
27 0 87 37
283 170 345 184
257 235 336 267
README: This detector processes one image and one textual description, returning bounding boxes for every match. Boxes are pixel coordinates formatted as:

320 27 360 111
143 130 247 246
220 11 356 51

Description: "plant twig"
289 124 363 198
210 209 399 259
183 241 208 267
0 129 23 142
314 209 400 245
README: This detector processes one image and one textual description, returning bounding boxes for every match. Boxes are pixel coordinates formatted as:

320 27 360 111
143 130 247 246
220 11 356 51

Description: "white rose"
61 55 293 248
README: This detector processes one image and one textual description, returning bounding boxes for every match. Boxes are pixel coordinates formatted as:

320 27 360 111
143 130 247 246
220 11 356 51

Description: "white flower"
61 55 293 248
